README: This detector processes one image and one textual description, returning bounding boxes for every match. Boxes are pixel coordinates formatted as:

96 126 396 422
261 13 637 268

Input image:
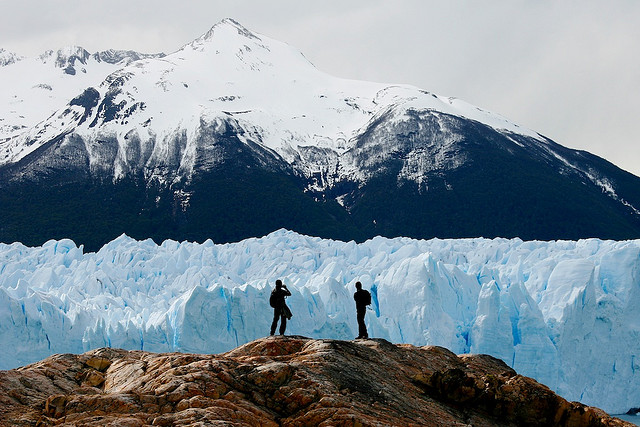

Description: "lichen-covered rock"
0 336 632 426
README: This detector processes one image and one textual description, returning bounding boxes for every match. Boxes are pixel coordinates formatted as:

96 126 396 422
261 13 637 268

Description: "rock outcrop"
0 336 631 426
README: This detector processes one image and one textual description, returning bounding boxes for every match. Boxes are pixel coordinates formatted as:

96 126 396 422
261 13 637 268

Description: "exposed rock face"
0 336 631 426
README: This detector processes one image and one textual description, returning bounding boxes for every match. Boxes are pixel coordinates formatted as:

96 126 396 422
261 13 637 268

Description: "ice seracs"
0 230 638 414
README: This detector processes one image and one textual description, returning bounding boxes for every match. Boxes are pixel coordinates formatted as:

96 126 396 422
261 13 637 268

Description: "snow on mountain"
0 48 24 67
0 45 163 143
3 19 637 228
0 19 545 188
0 230 638 414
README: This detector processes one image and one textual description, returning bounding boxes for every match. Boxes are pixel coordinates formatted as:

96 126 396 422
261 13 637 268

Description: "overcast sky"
2 0 639 176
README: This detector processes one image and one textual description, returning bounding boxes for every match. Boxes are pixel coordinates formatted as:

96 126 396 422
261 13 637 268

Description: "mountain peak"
212 18 260 40
188 18 261 50
175 18 315 77
37 46 90 74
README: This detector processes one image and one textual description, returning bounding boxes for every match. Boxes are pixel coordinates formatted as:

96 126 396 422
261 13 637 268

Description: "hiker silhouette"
354 281 371 339
269 279 292 335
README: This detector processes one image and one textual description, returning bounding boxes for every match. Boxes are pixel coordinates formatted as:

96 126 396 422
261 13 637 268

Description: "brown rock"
0 337 633 426
44 394 67 418
76 369 106 387
84 356 112 372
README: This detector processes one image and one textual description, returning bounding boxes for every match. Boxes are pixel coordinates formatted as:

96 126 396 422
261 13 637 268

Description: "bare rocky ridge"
0 336 631 426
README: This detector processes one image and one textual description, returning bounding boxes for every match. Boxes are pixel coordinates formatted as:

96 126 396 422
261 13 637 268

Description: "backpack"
363 290 372 306
357 289 371 306
269 290 278 308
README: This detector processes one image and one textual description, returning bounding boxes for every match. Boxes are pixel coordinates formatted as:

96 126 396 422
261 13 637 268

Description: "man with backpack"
353 281 371 339
269 279 292 335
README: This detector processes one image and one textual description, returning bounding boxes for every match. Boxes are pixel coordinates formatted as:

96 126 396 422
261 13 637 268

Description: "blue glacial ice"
0 229 638 413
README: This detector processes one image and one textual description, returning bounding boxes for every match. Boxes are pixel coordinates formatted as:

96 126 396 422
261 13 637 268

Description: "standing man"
353 281 371 339
269 279 292 336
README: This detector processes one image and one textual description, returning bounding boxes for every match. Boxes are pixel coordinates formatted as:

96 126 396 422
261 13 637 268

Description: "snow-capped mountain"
1 19 640 249
1 19 530 181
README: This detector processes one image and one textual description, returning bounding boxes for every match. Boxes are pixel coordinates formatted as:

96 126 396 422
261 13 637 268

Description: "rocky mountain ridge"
0 48 23 66
0 336 631 426
0 44 163 142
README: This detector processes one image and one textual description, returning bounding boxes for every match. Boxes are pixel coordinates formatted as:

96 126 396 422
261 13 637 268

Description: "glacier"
0 229 638 414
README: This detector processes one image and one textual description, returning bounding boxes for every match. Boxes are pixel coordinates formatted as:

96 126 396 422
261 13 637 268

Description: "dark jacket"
354 289 371 310
271 287 291 309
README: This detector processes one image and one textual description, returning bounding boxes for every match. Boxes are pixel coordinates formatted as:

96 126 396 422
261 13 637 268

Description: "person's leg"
279 314 287 335
357 309 368 338
270 310 279 335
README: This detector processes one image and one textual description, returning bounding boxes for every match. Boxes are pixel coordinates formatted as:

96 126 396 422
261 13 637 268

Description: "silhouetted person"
354 281 371 339
269 279 292 335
